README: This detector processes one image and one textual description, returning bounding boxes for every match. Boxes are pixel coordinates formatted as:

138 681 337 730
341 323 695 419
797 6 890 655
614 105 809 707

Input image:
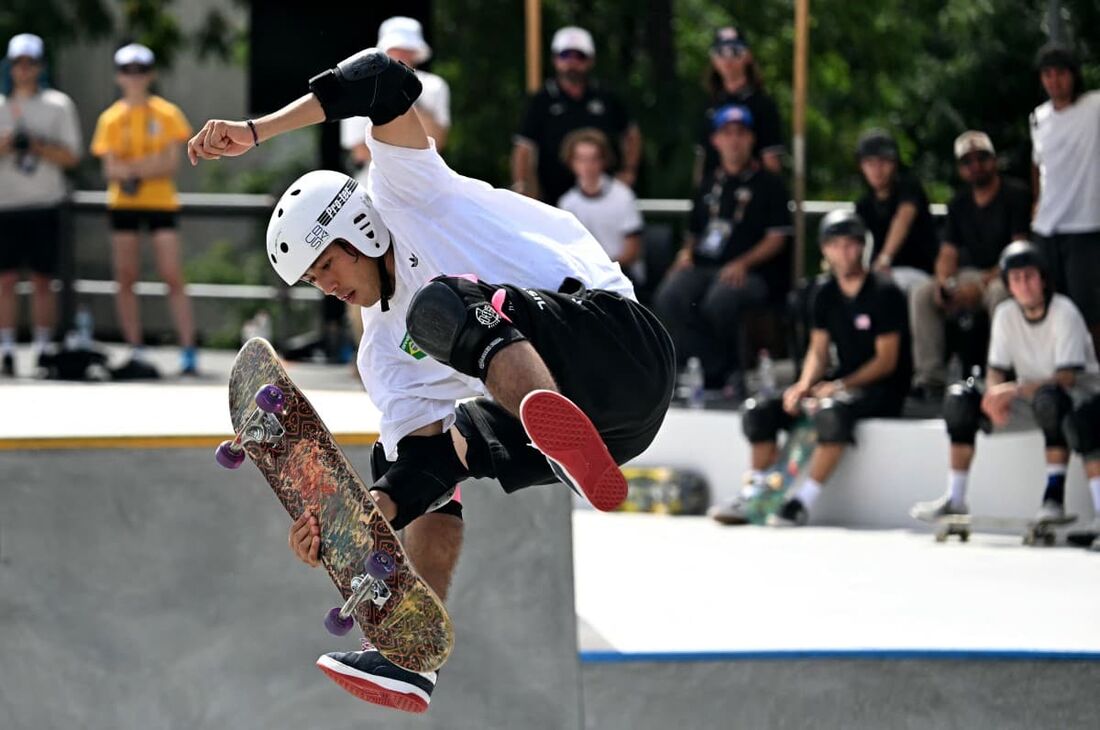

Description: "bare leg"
807 443 846 484
111 232 143 347
483 341 558 417
153 229 194 348
1086 459 1100 480
1045 447 1069 467
401 513 463 601
0 271 17 332
29 273 56 335
950 443 975 471
751 442 778 471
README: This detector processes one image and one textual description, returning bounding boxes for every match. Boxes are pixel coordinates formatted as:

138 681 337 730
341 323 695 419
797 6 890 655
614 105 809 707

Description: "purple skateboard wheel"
215 440 245 469
324 606 355 636
255 384 286 414
365 551 396 580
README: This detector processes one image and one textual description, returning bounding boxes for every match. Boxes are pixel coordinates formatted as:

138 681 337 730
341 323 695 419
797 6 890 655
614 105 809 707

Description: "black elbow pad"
308 48 422 124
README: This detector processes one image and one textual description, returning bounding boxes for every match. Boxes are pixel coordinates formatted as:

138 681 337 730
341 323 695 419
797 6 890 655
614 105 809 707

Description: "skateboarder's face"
301 240 382 307
1006 266 1044 310
821 236 864 278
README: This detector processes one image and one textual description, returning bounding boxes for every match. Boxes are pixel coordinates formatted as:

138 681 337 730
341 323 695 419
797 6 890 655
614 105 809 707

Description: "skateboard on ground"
617 466 710 515
914 512 1078 546
216 338 453 673
744 416 815 524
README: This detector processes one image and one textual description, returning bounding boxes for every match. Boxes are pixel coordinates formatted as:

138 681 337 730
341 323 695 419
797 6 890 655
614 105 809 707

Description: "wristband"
246 119 260 147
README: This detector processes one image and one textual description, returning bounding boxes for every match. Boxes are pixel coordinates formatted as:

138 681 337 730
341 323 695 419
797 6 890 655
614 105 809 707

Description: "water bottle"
757 349 776 397
684 356 705 409
75 305 94 349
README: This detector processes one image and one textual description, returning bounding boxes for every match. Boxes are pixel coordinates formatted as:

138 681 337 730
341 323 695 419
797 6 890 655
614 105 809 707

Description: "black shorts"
1037 230 1100 325
456 279 676 493
0 207 61 275
109 209 178 232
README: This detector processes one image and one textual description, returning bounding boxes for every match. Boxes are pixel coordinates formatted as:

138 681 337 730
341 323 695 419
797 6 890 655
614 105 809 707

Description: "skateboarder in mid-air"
911 242 1100 542
188 48 675 711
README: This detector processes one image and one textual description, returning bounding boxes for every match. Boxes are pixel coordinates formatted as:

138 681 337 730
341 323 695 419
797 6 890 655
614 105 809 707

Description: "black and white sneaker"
315 639 437 714
1 352 14 377
766 497 809 527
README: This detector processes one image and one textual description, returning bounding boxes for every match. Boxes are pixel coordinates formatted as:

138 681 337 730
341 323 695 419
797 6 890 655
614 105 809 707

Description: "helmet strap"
375 255 392 312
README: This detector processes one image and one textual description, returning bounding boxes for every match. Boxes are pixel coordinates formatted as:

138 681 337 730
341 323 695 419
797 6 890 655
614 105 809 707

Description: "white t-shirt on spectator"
1029 90 1100 235
988 293 1099 381
358 133 634 459
340 69 451 167
0 88 81 210
558 175 643 265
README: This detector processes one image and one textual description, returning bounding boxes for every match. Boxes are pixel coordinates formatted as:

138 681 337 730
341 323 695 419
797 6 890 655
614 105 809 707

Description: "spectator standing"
557 128 644 283
713 211 911 526
911 242 1100 546
1029 44 1100 359
854 129 936 293
512 26 641 204
654 105 790 394
90 43 196 377
909 131 1031 396
0 33 81 376
341 17 451 183
697 25 784 183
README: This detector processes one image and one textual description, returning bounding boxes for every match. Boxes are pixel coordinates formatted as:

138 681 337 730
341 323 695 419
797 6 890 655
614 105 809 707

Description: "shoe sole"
520 390 626 512
316 656 429 714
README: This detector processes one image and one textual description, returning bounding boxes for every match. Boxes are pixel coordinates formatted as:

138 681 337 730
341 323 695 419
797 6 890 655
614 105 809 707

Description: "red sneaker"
519 389 626 511
315 641 436 713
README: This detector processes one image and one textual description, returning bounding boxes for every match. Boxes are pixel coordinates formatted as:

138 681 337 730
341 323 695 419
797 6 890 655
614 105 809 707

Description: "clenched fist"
289 510 322 567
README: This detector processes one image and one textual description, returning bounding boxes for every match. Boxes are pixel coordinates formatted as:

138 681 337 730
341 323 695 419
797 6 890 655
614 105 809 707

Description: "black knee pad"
1065 393 1100 459
369 441 391 483
1033 384 1070 448
814 398 854 444
406 276 528 380
943 380 985 445
370 432 470 530
742 397 784 443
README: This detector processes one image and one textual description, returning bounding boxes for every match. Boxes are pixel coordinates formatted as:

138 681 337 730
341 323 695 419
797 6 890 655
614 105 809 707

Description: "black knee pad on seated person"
814 398 854 444
370 432 470 530
1033 384 1070 448
1064 392 1100 459
406 276 528 380
943 380 985 445
742 396 784 443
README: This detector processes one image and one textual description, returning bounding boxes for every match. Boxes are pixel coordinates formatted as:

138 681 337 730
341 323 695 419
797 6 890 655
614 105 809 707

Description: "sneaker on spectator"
1067 516 1100 548
909 494 969 522
766 497 808 527
708 494 754 525
180 346 198 376
315 638 436 714
1 352 14 377
1034 500 1065 523
111 357 161 381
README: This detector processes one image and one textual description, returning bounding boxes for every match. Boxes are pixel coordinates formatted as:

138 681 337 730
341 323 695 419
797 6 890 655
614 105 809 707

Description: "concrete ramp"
0 447 582 730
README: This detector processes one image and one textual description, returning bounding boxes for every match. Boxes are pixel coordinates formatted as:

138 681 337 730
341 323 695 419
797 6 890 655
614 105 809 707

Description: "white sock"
741 470 766 498
131 345 146 362
1089 477 1100 515
795 478 823 510
948 470 968 508
1047 464 1067 477
33 327 51 350
0 328 14 354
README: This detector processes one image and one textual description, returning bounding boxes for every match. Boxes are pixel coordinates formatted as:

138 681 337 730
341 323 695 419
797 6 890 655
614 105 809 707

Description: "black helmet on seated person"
999 240 1049 291
819 209 867 245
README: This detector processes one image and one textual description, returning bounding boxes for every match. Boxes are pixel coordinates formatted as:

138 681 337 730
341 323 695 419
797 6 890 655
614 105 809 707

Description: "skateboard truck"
324 550 396 636
215 384 287 469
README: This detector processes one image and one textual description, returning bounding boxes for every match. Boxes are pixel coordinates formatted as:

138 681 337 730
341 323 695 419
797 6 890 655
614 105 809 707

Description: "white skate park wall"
0 447 582 730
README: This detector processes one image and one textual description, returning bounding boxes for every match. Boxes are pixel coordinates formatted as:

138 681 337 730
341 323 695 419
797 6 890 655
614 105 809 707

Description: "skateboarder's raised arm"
188 48 427 165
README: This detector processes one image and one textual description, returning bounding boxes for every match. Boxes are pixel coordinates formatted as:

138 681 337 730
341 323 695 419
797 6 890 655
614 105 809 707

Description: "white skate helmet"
266 170 391 285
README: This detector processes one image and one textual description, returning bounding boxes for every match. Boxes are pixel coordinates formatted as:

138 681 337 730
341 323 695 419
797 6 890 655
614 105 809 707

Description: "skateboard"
915 512 1078 546
745 416 815 524
617 467 710 515
215 338 453 673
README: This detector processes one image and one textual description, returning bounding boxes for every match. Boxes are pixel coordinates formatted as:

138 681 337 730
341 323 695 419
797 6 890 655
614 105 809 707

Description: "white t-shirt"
358 134 634 460
988 293 1099 381
340 69 451 157
557 175 643 263
0 88 82 210
1029 90 1100 235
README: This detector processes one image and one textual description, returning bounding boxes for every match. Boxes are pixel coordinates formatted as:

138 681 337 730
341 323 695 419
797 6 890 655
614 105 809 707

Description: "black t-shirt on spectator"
855 171 937 273
811 272 913 400
942 177 1032 270
517 79 631 205
688 163 792 299
699 86 784 179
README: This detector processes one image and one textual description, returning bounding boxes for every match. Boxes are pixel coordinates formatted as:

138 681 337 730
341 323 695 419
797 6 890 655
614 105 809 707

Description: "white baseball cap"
7 33 44 61
551 26 595 57
954 130 995 160
377 16 431 65
114 43 155 67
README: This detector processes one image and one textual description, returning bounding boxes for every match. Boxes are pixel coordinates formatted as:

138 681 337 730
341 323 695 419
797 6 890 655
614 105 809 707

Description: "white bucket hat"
377 16 431 65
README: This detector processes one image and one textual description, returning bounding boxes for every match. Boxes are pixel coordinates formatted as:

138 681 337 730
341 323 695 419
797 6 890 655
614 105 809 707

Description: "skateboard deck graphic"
915 512 1078 546
224 338 453 673
618 467 710 515
749 416 815 524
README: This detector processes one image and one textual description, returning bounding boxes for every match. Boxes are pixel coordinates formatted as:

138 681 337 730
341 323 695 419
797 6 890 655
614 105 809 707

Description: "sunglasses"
118 64 152 75
958 152 993 166
712 45 748 59
556 50 589 62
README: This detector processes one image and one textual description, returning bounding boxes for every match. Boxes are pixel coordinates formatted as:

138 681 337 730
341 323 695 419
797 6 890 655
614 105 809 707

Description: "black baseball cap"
712 27 749 54
856 129 899 161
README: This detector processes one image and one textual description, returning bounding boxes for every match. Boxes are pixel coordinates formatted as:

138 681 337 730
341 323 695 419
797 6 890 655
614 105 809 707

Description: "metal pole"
792 0 809 282
525 0 542 93
1046 0 1064 44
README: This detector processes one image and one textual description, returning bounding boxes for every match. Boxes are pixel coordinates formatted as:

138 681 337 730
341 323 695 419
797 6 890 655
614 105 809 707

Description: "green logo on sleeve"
400 332 427 360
